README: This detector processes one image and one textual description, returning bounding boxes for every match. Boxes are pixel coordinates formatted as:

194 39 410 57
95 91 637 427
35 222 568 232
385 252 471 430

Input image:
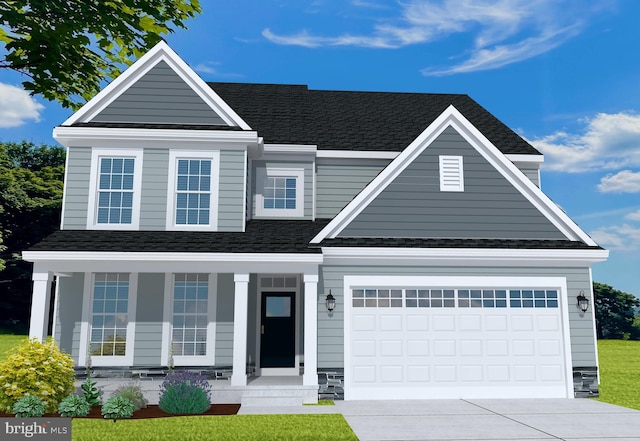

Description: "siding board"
62 147 91 229
133 273 165 366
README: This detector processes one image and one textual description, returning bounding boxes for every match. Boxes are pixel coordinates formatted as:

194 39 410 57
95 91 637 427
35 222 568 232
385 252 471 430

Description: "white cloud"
590 224 640 252
598 170 640 193
626 210 640 221
530 112 640 172
0 83 44 128
193 62 243 79
263 0 605 73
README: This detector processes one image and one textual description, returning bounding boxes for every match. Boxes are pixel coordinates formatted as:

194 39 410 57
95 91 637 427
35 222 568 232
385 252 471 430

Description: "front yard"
596 339 640 410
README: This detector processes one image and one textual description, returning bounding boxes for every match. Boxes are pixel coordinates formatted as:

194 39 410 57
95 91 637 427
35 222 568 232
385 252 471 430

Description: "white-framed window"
255 167 304 217
439 155 464 192
166 150 219 230
161 273 217 366
80 272 137 367
87 149 143 229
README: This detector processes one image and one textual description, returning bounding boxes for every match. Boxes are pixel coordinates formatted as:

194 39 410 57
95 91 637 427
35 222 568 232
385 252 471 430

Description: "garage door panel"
347 285 568 400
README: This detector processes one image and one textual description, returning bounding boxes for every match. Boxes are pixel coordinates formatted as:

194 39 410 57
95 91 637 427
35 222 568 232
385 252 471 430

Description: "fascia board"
264 144 318 155
505 154 544 164
321 247 609 265
315 150 399 159
22 251 323 264
53 126 259 148
62 41 250 130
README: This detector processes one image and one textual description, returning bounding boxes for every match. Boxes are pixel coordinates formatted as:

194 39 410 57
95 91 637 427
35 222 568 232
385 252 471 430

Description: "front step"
240 385 319 406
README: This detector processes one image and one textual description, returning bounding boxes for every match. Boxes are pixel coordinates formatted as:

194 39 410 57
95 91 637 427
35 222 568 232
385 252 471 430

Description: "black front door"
260 292 295 368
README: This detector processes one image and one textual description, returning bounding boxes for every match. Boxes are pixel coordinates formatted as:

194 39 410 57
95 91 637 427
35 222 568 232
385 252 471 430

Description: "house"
23 41 608 403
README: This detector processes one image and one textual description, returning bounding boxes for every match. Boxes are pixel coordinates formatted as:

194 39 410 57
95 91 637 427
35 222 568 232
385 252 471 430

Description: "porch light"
577 291 589 313
325 291 336 312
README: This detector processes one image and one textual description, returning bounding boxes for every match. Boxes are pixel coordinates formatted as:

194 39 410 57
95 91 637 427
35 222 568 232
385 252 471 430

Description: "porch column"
29 266 53 341
231 273 250 386
303 274 319 386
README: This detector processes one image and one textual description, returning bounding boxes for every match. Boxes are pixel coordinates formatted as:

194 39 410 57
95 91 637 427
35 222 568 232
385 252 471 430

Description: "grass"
0 333 27 362
72 414 357 441
596 339 640 410
304 399 335 406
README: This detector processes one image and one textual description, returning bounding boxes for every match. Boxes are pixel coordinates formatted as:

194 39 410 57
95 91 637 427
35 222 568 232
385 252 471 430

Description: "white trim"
311 105 598 246
302 273 319 386
86 148 143 230
53 126 260 149
322 247 609 266
315 150 399 159
255 167 305 218
59 148 71 229
62 41 250 129
161 273 217 367
343 275 573 400
231 273 250 386
506 154 544 164
242 150 248 231
439 155 464 192
264 144 317 155
165 150 220 231
81 272 137 367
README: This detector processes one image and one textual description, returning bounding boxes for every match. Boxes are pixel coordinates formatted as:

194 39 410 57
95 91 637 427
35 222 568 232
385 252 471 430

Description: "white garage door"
344 277 571 400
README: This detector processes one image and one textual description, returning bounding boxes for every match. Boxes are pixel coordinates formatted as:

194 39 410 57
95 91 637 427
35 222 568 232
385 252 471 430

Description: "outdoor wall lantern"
577 290 589 313
325 291 336 312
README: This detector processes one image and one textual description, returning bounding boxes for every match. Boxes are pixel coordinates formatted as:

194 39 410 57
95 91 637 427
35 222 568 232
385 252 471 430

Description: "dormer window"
255 167 304 217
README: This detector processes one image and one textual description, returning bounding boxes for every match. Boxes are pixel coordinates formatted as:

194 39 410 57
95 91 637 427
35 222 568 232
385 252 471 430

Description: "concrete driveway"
239 398 640 441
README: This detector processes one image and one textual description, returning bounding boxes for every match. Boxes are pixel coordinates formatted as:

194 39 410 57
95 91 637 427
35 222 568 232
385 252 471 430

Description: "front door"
260 292 296 368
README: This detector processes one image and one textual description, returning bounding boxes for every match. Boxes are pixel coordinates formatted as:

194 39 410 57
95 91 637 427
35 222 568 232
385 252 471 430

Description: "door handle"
261 325 264 335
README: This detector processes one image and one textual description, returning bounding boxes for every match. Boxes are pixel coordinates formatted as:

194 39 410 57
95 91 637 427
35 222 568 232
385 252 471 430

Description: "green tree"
0 141 65 332
0 0 201 109
594 282 640 340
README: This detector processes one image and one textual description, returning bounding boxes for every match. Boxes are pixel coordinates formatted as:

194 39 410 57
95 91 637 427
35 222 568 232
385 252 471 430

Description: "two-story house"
23 41 608 403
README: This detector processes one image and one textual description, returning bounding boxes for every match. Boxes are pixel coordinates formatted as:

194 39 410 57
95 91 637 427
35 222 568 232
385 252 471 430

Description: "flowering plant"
158 370 211 414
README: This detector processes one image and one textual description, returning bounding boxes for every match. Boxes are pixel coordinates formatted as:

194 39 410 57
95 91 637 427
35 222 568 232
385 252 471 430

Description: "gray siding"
340 127 565 239
316 160 387 218
215 273 235 366
218 150 245 231
133 273 165 366
62 147 91 229
517 165 540 187
318 265 595 369
93 61 227 125
139 149 169 230
55 273 85 362
251 160 313 219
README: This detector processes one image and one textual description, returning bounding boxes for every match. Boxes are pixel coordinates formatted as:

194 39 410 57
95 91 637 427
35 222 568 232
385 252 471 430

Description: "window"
90 273 130 358
172 274 209 357
87 149 143 229
439 155 464 192
255 167 304 217
166 151 219 230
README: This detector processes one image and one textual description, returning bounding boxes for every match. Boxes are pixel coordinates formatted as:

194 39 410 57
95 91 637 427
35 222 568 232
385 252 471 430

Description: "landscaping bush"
101 396 135 422
111 381 147 411
0 338 75 413
81 369 102 407
13 394 45 418
159 370 211 415
57 394 90 417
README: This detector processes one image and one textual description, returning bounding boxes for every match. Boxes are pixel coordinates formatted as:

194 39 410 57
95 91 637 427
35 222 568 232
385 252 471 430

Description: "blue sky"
1 0 639 296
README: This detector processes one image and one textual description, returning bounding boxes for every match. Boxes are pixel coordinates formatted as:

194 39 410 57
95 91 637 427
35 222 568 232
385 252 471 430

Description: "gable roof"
210 83 539 155
311 105 597 246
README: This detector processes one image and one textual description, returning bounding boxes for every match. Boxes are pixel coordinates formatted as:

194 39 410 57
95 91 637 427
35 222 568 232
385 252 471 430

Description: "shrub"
0 338 75 413
57 395 90 417
81 369 102 407
111 381 147 411
159 370 211 415
101 396 134 422
13 394 46 418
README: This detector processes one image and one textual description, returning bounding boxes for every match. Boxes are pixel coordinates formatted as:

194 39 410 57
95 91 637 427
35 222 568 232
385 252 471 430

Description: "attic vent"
439 155 464 192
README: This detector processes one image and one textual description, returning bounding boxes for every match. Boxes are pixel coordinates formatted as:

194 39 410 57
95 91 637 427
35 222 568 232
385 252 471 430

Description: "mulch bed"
0 404 241 419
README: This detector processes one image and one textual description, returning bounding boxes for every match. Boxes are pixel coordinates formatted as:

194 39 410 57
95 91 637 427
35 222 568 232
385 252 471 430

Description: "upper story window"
255 167 304 218
87 149 143 229
166 150 219 230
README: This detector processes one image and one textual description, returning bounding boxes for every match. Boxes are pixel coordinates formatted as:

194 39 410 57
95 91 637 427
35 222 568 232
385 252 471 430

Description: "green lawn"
596 339 640 410
0 333 26 362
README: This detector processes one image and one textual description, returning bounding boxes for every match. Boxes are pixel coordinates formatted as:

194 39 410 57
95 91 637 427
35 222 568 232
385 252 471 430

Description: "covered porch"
23 251 325 404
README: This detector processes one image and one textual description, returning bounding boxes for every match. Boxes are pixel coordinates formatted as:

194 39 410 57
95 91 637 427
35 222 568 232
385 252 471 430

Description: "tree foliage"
594 282 640 340
0 0 201 109
0 141 65 332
